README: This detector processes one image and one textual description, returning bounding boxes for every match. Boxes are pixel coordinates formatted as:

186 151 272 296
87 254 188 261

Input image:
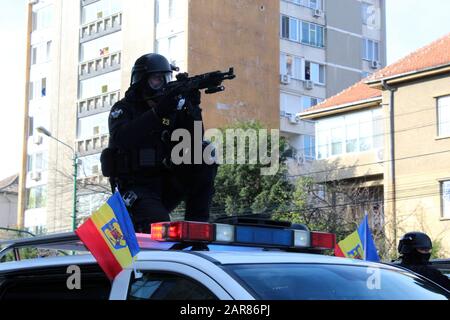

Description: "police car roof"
0 249 397 274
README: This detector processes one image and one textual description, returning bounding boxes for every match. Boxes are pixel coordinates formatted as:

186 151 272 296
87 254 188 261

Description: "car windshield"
224 263 450 300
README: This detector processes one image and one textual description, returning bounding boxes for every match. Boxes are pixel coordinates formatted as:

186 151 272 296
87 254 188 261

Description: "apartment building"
280 0 386 172
17 0 279 233
0 175 19 230
17 0 386 233
300 34 450 256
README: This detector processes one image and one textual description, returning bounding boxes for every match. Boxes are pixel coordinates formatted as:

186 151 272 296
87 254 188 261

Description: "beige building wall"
387 73 450 256
187 0 280 130
120 0 156 92
46 1 80 232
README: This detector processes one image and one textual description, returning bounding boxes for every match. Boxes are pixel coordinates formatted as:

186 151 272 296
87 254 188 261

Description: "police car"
0 218 449 300
431 259 450 279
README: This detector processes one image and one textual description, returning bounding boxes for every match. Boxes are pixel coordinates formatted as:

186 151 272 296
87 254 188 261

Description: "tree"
211 121 293 219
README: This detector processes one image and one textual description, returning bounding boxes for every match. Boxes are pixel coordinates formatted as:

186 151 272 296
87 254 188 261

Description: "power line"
286 148 450 179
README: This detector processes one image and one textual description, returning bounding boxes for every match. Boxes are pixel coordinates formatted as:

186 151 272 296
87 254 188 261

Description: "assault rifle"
149 67 236 101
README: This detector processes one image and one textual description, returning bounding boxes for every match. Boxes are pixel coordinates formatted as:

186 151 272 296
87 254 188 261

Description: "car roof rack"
0 232 181 262
0 232 85 261
213 214 309 231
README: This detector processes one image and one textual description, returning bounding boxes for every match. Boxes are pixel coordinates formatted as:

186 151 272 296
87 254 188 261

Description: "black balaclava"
402 249 431 265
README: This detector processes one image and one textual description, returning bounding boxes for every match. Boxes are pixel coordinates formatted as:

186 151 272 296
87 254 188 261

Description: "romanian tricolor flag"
75 191 140 280
334 214 380 262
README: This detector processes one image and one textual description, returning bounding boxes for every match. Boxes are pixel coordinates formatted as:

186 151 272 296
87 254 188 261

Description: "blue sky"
0 0 449 179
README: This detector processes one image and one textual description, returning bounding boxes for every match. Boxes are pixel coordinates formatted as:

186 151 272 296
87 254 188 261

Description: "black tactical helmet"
130 53 176 86
398 231 432 255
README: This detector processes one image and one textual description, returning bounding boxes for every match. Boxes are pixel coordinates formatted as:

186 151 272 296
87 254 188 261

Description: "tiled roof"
302 80 381 114
0 174 19 194
368 32 450 82
302 32 450 116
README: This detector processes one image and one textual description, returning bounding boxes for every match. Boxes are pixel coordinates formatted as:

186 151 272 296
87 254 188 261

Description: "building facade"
280 0 386 174
0 175 19 230
17 0 386 233
300 34 450 256
17 0 281 233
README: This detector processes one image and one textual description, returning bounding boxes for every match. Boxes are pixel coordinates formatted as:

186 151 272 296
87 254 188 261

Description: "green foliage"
431 239 444 259
211 121 293 217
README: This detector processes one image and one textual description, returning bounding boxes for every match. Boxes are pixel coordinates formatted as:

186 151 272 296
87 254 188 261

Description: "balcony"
78 90 120 118
79 51 121 80
81 0 100 6
80 12 122 43
76 133 109 157
78 174 109 188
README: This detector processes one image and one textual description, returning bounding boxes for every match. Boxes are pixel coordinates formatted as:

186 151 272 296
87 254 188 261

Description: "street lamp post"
37 127 78 231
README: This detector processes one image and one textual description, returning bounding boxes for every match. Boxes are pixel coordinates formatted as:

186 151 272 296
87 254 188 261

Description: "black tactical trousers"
119 163 218 233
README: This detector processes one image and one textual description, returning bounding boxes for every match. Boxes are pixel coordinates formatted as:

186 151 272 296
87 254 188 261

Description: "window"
29 82 34 100
78 193 109 219
305 61 325 84
281 15 289 38
79 70 121 99
156 33 185 66
31 42 52 65
442 181 450 218
289 18 299 41
224 264 450 300
26 186 47 210
157 0 182 23
363 39 380 61
46 41 52 61
27 155 33 173
28 117 34 137
32 5 53 31
280 16 324 48
128 273 217 300
80 32 122 62
437 95 450 137
301 21 324 47
286 0 323 10
280 53 303 79
78 154 101 178
315 108 383 159
362 3 372 25
81 0 122 24
302 96 323 109
31 47 37 65
280 92 302 115
0 265 111 300
78 112 109 139
41 78 47 97
303 135 315 160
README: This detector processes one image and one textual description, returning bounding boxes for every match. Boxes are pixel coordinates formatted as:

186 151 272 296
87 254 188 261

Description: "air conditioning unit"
304 80 314 90
288 115 299 124
375 149 384 163
370 60 380 69
30 171 41 181
313 9 324 18
280 74 291 85
296 154 305 165
33 135 43 145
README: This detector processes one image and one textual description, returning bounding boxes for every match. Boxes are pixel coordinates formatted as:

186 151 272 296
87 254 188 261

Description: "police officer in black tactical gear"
398 231 450 291
101 53 217 233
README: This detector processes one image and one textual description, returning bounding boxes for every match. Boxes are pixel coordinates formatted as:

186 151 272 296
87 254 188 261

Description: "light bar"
151 221 213 242
149 221 336 251
215 223 235 242
235 226 292 246
294 230 310 248
310 232 336 250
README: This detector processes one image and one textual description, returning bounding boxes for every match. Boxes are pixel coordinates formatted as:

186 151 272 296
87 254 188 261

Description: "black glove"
154 94 179 118
186 89 201 106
